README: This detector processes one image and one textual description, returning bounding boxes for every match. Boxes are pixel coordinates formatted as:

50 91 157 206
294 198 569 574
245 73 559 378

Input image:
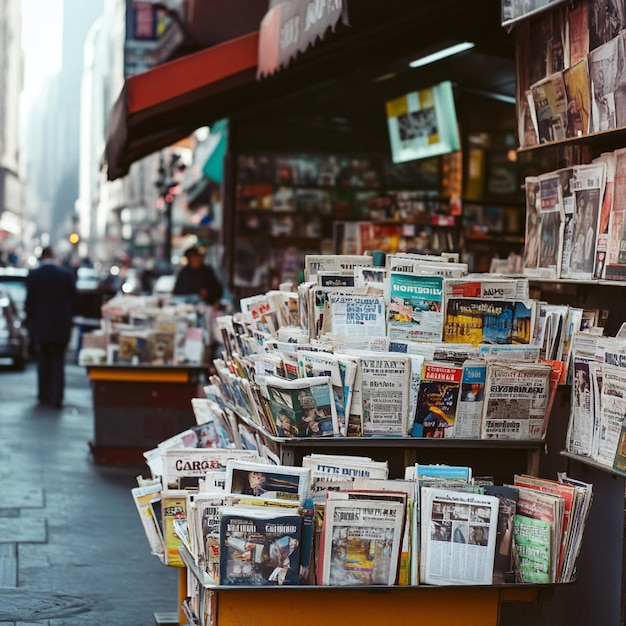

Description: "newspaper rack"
229 401 545 476
178 546 557 626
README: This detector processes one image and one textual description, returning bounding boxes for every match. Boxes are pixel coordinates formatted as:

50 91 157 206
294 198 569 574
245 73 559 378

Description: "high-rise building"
0 0 23 261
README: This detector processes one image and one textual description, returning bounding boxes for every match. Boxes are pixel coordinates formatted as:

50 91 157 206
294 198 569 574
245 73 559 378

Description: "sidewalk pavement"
0 359 179 625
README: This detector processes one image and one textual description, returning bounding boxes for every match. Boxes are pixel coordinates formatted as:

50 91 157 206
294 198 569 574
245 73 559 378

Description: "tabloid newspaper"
161 449 259 490
454 360 487 439
263 374 340 438
301 453 389 482
327 292 387 338
513 485 564 583
186 492 225 581
420 488 499 585
387 272 444 342
357 352 412 436
566 333 598 458
514 474 576 581
595 363 626 467
561 162 606 280
319 495 405 586
480 362 552 439
219 506 302 585
304 254 373 282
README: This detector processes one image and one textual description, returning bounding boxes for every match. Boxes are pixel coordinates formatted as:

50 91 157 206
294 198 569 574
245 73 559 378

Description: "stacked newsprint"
522 151 626 284
131 437 593 624
78 294 214 366
200 252 607 443
566 328 626 473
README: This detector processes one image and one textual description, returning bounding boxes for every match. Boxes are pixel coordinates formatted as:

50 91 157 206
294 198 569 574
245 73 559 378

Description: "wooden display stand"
178 546 547 626
86 364 208 464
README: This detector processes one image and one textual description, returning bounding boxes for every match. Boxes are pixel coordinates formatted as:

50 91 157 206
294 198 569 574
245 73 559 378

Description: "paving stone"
0 518 47 543
0 488 44 509
0 544 17 586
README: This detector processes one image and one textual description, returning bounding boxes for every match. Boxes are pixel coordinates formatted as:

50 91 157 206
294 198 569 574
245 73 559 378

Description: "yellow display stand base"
210 585 539 626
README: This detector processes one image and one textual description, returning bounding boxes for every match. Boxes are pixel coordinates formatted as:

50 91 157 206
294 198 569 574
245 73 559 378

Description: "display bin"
86 364 209 464
178 546 555 626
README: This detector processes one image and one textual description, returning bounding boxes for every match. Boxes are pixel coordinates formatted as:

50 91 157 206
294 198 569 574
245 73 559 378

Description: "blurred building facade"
0 0 23 262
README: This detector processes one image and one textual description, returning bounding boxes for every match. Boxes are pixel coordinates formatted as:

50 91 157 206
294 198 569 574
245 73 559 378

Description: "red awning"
105 31 259 181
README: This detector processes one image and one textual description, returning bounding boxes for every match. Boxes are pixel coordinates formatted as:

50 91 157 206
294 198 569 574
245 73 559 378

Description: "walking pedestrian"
25 246 77 407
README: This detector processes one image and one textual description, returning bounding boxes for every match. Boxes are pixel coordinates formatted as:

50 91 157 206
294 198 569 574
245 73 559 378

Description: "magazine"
605 147 626 280
443 277 532 343
161 489 188 567
131 480 165 560
296 350 347 435
529 72 568 143
412 361 463 438
387 272 444 342
562 59 591 138
535 171 565 279
592 152 615 279
319 494 405 586
420 487 499 585
481 361 552 439
263 375 339 438
219 505 302 585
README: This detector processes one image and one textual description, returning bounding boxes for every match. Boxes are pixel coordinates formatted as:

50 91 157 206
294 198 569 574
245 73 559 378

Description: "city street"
0 358 179 625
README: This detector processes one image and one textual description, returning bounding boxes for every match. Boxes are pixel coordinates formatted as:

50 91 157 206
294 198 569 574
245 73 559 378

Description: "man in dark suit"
25 247 76 407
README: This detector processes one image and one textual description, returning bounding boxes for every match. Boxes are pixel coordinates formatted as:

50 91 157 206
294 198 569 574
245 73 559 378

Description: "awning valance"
105 31 258 181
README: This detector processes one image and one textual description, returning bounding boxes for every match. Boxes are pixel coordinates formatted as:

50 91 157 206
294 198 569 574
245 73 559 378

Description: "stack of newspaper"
132 437 593 599
199 253 615 442
566 329 626 472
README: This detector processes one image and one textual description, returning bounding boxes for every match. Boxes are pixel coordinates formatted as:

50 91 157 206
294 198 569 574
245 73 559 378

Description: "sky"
20 0 63 103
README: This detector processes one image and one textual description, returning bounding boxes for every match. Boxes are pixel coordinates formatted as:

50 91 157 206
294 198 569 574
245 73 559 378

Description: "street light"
155 152 184 264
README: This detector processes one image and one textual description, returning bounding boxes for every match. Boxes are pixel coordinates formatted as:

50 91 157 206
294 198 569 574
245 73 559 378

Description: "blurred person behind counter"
173 246 223 307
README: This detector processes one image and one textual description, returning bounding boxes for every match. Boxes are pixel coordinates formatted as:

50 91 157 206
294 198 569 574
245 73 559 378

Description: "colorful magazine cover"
387 272 444 342
219 506 302 586
412 362 463 438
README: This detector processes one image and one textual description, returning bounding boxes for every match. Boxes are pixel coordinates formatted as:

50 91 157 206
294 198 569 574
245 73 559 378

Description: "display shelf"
560 451 625 479
178 545 556 626
517 125 626 155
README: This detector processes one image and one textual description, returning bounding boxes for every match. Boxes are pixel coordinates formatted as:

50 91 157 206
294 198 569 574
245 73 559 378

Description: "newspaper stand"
177 545 548 626
86 364 208 464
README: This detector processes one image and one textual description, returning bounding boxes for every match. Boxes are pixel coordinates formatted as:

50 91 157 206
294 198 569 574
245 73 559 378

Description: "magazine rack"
177 546 548 626
86 364 208 464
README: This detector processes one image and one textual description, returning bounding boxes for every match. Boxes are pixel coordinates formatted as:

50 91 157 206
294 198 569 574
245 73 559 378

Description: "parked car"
0 267 28 318
0 285 28 369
